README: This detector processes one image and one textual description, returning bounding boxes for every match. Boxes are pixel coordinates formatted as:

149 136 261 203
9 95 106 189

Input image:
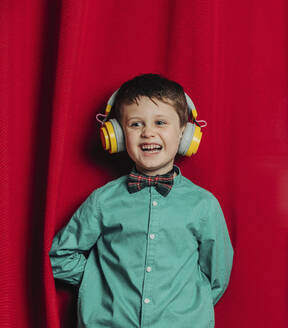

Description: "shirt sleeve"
198 196 234 305
49 189 101 286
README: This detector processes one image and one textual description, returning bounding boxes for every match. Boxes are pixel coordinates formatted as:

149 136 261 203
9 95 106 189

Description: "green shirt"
49 169 233 328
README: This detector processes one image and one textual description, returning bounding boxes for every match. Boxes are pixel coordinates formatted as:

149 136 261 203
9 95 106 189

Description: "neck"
135 166 175 177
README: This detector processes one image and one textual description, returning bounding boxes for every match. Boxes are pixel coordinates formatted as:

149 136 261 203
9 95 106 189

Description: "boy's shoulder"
177 172 220 206
101 174 127 190
100 174 127 190
174 174 225 220
89 174 128 200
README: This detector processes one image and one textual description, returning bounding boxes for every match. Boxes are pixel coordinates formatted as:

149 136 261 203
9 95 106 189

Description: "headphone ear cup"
110 119 125 153
100 119 125 153
178 122 202 156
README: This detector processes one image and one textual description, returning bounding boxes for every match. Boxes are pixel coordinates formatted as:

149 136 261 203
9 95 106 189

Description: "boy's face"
120 96 185 176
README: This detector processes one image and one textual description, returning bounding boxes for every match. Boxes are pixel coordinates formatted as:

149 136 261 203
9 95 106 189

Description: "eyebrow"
126 116 143 122
124 111 175 123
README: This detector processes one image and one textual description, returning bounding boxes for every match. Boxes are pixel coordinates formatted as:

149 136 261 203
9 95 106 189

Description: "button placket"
140 191 160 327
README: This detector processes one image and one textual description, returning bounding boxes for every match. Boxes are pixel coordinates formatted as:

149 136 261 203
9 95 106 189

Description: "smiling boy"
121 96 184 176
49 74 233 328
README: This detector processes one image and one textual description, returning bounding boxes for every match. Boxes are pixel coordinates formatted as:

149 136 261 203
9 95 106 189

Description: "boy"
49 74 233 328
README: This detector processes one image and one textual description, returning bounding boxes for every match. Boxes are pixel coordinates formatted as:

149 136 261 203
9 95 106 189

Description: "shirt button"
152 201 158 206
149 233 155 240
144 298 150 304
146 266 152 272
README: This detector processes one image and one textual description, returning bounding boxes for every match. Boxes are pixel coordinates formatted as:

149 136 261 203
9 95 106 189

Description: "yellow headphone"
99 89 203 156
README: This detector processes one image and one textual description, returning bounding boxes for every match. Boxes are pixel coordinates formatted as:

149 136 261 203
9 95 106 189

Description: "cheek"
124 131 138 154
164 130 181 147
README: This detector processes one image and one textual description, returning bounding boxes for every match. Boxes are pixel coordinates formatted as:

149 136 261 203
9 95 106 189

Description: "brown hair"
113 74 189 127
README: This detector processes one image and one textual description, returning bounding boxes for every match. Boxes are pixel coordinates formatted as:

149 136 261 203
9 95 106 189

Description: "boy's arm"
198 197 234 305
49 190 101 286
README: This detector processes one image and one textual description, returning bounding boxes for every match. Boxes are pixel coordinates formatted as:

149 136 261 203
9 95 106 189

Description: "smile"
140 143 162 153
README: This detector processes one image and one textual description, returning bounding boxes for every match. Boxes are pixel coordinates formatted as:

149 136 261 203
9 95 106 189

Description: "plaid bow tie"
127 168 175 197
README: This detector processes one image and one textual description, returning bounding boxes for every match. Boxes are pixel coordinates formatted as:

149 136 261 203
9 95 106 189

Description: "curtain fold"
1 1 287 327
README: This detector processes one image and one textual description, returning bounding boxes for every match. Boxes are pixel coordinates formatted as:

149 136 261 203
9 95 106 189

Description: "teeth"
141 144 162 151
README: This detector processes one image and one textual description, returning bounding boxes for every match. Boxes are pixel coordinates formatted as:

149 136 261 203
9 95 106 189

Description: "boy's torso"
77 171 216 328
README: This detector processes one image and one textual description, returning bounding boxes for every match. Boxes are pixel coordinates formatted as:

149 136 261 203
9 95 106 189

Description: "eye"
155 120 166 126
129 121 142 127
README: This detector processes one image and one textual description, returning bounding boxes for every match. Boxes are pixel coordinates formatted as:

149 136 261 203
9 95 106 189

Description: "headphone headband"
105 88 198 120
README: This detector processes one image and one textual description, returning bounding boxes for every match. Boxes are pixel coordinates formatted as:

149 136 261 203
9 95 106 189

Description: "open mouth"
140 144 162 153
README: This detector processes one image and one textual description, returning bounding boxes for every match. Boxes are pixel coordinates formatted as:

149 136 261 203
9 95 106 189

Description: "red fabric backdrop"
1 1 288 327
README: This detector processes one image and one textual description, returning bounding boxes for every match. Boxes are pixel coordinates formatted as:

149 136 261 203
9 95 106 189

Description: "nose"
141 124 155 138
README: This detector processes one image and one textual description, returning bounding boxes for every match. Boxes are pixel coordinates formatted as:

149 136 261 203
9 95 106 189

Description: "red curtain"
1 1 287 327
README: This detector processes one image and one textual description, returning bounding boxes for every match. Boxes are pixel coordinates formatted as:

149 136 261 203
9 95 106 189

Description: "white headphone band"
107 88 196 117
